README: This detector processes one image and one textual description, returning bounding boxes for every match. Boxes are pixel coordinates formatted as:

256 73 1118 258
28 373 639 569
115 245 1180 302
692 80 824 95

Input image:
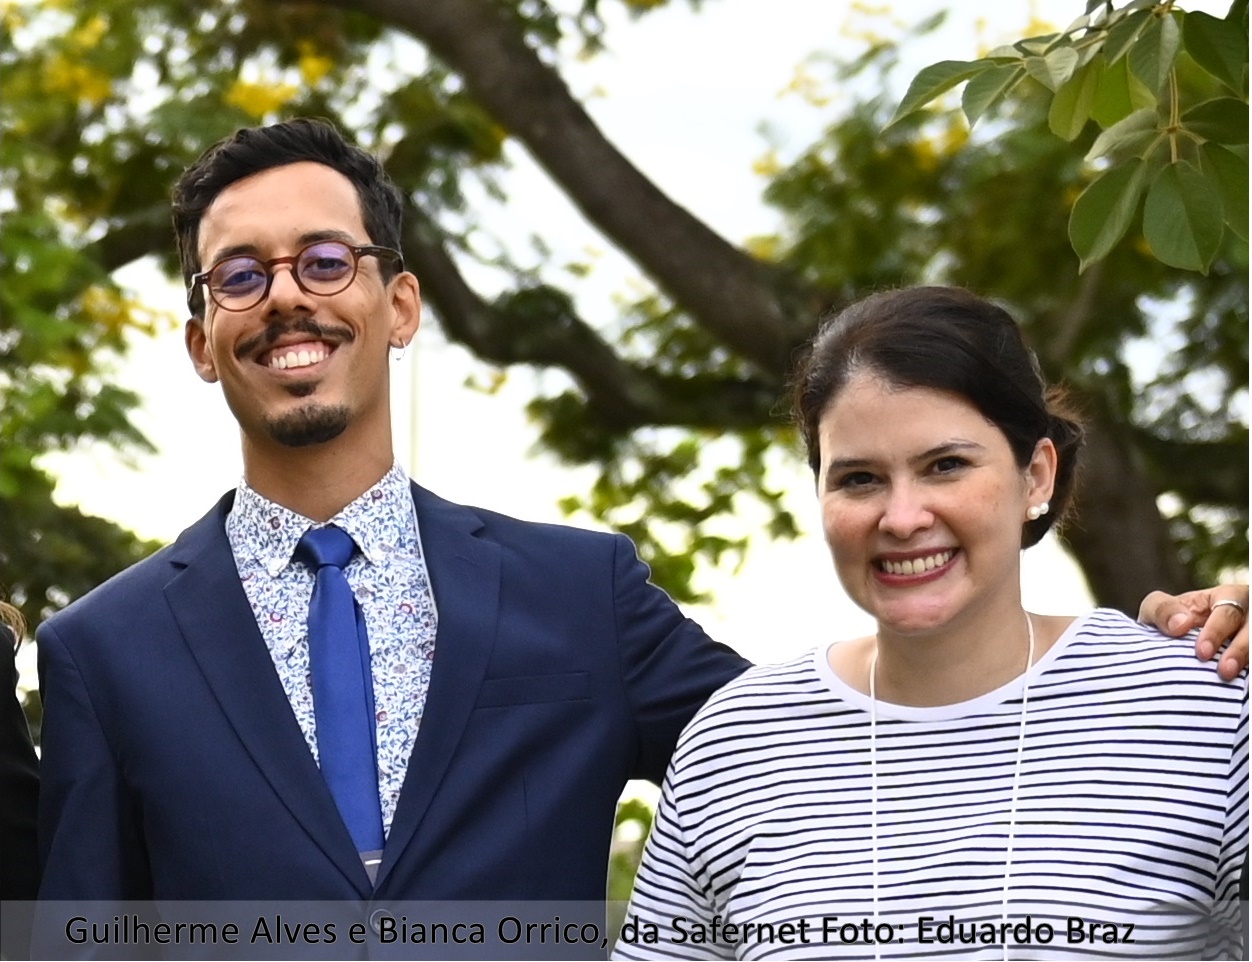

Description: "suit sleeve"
609 534 750 784
36 621 152 900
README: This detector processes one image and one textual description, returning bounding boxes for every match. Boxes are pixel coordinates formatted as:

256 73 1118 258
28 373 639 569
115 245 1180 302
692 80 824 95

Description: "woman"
615 287 1247 960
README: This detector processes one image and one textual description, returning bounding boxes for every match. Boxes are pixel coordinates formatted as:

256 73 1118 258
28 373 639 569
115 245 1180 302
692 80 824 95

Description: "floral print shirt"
225 463 438 835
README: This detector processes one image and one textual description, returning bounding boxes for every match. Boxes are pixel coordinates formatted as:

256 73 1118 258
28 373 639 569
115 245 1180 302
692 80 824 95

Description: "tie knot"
296 525 357 571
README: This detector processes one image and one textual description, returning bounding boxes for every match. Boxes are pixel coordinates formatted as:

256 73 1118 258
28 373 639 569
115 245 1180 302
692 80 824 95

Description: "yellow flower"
42 52 112 106
69 13 108 50
79 285 173 339
297 40 334 86
751 149 783 178
2 2 26 33
745 235 782 262
225 78 299 119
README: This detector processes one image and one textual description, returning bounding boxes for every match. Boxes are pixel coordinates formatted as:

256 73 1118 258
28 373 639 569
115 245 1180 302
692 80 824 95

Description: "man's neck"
241 434 396 522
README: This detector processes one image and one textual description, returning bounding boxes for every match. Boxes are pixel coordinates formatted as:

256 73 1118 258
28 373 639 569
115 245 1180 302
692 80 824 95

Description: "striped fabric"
615 609 1248 960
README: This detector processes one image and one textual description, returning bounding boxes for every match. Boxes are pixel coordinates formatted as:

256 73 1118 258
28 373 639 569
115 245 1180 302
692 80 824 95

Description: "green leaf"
1025 46 1080 92
1062 11 1092 35
889 60 994 127
961 64 1025 127
1103 8 1152 65
1049 58 1102 141
1068 158 1150 270
1199 142 1250 240
1182 97 1250 146
985 44 1024 60
1183 11 1248 91
1015 35 1060 57
1143 160 1224 272
1128 12 1181 94
1090 54 1157 127
1086 106 1161 162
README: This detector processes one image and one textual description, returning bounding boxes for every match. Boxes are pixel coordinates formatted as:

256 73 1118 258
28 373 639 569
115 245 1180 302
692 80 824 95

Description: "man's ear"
185 316 219 383
387 272 421 349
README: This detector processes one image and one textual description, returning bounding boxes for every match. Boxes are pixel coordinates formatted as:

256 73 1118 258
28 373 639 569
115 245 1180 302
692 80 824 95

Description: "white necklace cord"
868 613 1036 962
1000 613 1035 961
869 647 880 962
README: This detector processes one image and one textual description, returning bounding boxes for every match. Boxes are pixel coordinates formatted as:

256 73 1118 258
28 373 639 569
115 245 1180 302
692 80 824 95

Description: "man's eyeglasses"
187 241 404 314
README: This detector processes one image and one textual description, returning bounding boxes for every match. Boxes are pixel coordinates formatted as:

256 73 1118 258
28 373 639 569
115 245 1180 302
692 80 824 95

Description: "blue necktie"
296 525 384 856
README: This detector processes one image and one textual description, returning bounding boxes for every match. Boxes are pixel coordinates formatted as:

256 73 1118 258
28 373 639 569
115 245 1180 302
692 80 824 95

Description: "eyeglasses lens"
207 242 357 309
297 243 355 288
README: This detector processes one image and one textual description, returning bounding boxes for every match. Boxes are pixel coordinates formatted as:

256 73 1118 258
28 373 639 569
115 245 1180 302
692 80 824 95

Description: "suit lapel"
376 484 500 887
163 494 373 895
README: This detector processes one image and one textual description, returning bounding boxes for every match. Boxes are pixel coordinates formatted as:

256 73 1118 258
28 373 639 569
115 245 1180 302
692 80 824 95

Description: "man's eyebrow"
297 229 358 246
204 230 360 267
204 243 259 266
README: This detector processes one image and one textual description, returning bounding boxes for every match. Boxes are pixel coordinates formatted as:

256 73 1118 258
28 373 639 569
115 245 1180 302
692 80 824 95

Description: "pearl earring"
1026 501 1050 521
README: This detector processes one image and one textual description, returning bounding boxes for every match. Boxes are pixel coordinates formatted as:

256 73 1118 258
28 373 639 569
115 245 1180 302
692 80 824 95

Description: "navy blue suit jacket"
36 484 748 903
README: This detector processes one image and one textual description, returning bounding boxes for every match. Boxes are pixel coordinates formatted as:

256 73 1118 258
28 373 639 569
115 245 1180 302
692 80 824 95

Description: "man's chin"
264 404 351 447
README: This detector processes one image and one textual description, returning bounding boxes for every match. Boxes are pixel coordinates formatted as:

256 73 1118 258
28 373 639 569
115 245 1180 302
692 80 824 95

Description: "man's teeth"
269 347 327 370
880 550 955 576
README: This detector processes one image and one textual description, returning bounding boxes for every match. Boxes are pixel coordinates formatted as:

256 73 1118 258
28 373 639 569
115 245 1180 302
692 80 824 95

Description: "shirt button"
376 710 388 723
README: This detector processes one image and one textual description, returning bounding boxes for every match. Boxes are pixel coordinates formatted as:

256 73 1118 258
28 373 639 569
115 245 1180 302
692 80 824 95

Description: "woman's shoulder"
670 649 848 759
1048 606 1247 698
701 648 828 705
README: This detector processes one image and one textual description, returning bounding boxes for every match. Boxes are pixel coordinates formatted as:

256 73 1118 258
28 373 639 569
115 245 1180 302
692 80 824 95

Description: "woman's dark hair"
171 118 405 315
791 286 1084 548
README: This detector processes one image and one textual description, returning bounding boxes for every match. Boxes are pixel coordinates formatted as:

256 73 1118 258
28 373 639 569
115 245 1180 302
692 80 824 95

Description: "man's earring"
1026 501 1050 521
390 340 408 362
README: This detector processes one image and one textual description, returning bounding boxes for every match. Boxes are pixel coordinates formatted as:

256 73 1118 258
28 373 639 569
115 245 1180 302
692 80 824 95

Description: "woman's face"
816 372 1055 639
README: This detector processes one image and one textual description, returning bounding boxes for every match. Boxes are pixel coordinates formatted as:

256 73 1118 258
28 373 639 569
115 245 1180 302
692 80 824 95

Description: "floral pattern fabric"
225 463 437 835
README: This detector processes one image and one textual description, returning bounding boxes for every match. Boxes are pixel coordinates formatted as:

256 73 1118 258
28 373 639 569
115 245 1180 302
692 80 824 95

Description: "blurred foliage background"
1 0 1246 896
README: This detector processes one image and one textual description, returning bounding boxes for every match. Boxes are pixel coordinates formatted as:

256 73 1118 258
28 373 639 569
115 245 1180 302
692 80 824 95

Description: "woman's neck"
832 598 1072 707
874 607 1032 706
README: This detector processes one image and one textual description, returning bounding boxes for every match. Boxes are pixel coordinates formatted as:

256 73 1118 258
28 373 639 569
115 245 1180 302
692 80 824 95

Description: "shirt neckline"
812 610 1093 721
227 462 416 576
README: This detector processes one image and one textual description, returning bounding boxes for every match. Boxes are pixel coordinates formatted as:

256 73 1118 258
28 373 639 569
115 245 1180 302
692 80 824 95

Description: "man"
34 119 1248 919
35 119 747 917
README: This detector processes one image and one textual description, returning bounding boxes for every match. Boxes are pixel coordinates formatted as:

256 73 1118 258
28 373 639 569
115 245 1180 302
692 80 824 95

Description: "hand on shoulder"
1139 584 1249 681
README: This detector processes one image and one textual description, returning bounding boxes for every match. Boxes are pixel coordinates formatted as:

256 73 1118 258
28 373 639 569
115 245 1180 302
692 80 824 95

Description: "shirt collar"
228 462 415 577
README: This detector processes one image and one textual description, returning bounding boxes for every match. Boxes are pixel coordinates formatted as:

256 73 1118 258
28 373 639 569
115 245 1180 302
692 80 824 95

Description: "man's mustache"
235 317 355 361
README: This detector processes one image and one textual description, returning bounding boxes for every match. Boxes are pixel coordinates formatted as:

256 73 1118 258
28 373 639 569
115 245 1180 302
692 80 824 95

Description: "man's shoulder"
41 494 233 634
413 484 625 550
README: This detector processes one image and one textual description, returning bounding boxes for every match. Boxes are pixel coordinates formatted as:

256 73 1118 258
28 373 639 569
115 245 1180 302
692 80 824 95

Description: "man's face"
185 161 419 452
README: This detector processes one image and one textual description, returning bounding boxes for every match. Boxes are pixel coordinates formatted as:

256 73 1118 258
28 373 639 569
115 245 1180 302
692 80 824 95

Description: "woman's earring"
1026 501 1050 521
390 340 408 362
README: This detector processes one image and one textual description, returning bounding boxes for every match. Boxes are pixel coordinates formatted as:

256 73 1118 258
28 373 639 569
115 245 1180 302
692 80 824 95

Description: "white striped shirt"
615 609 1248 960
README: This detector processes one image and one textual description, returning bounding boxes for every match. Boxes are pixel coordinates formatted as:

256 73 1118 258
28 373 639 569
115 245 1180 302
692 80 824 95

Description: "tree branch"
87 206 173 274
321 0 813 376
1133 429 1250 507
403 204 781 430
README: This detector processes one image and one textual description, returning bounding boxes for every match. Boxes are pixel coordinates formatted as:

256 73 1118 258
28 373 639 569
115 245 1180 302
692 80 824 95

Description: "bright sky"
35 0 1126 682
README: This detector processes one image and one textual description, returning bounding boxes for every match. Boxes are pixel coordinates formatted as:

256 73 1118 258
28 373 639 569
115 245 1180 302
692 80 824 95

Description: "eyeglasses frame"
187 241 405 315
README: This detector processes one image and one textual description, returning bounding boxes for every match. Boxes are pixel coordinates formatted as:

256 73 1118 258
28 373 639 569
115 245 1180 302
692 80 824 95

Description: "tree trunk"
1061 416 1194 614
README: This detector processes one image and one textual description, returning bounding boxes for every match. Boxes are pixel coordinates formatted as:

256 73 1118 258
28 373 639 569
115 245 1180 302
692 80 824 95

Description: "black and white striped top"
615 609 1248 960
